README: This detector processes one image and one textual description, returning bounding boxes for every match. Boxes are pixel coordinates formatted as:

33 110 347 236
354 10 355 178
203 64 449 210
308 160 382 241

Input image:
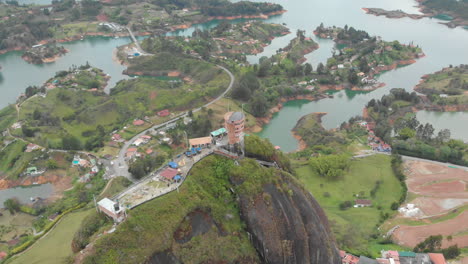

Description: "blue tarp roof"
174 175 181 181
168 161 178 168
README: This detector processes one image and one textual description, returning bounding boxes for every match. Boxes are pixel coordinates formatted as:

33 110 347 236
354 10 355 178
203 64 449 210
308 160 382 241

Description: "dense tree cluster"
128 155 165 179
309 154 350 180
414 235 460 259
365 89 468 165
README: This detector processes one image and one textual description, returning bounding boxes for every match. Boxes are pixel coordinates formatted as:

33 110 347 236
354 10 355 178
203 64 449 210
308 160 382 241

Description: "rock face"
238 177 341 264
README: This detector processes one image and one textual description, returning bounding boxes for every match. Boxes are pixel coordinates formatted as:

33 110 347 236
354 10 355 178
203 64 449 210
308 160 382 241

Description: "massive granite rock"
238 176 341 264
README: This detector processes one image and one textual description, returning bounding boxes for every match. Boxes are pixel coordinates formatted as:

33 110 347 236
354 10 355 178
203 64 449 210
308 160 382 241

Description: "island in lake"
363 0 468 29
22 44 68 64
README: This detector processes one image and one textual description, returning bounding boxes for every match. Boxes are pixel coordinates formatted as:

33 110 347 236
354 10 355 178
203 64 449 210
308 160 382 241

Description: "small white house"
97 198 126 223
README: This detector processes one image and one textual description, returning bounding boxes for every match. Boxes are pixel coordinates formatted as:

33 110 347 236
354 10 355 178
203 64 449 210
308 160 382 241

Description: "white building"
97 198 126 223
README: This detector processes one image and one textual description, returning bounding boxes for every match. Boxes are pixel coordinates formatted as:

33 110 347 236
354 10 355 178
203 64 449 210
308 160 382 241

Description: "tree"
317 63 325 74
249 92 268 117
436 129 451 144
348 70 359 85
232 72 260 101
296 29 305 42
47 159 58 169
304 63 313 75
309 154 350 180
33 109 41 120
62 135 82 150
4 198 20 214
398 127 415 140
358 57 371 73
441 244 460 259
414 235 443 253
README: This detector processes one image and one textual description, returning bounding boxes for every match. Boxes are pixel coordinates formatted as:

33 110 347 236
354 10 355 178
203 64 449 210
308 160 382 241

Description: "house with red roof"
355 199 372 207
157 109 170 117
126 147 138 159
112 134 122 141
133 119 145 126
160 168 179 181
0 251 7 261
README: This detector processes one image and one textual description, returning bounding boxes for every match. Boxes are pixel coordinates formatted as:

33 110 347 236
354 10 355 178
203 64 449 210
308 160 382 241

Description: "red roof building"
428 253 447 264
112 134 122 141
160 168 179 180
157 109 170 117
355 199 372 207
133 120 145 126
0 251 7 260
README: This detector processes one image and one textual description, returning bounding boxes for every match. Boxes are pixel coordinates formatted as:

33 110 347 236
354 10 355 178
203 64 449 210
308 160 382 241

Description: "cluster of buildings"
72 155 99 182
340 250 448 264
98 22 125 32
98 111 246 223
358 121 392 153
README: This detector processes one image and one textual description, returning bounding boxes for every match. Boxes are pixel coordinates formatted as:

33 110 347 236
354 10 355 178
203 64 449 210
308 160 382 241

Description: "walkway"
126 27 146 55
115 148 214 209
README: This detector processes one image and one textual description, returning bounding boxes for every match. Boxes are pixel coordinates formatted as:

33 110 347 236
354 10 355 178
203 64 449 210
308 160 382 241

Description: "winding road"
110 65 235 181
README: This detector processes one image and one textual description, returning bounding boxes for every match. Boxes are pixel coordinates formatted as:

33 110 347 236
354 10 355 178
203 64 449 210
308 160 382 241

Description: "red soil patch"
417 180 466 194
393 210 468 248
391 161 468 248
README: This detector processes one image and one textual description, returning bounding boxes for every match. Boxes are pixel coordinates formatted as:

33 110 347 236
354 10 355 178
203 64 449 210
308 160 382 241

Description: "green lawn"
296 154 403 257
0 105 17 132
8 209 93 264
98 176 132 199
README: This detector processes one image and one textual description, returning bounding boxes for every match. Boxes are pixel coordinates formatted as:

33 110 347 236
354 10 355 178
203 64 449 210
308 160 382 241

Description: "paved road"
110 65 235 181
401 155 468 171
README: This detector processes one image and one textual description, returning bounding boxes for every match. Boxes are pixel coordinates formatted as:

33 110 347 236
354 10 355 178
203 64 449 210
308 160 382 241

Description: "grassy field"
0 105 17 132
98 176 132 199
296 154 404 257
0 140 39 179
0 211 36 252
51 22 99 39
7 209 93 264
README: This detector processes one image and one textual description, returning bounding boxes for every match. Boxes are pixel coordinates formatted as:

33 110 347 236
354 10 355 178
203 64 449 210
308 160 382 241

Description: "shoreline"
0 10 288 56
252 93 328 133
291 112 328 152
21 48 70 64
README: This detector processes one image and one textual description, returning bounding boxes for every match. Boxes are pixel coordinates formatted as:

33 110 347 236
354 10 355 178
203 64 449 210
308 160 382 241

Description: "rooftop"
356 199 372 205
225 111 245 123
428 253 446 264
160 168 179 180
211 127 227 137
189 137 212 146
97 198 122 214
